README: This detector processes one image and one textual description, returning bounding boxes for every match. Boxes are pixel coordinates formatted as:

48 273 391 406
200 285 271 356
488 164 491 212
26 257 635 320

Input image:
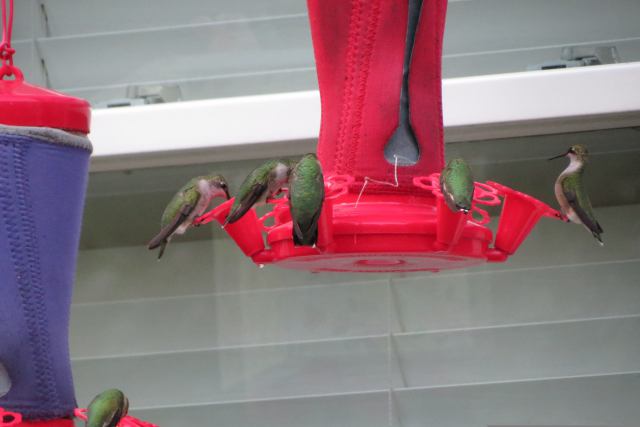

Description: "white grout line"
126 370 640 412
443 36 640 59
407 256 640 280
36 13 310 42
71 276 392 307
71 257 640 307
130 388 388 411
70 313 640 362
70 332 389 362
394 370 640 392
394 313 640 338
59 67 317 94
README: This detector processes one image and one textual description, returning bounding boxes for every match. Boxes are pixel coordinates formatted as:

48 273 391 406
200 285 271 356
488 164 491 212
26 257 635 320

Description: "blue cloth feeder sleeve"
0 125 92 420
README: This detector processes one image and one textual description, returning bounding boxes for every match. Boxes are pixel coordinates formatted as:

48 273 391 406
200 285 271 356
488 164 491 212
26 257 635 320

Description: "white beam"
90 62 640 171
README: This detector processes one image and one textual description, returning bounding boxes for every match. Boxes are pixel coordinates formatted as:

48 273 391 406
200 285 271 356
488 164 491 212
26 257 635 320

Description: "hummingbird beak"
223 187 231 200
547 151 568 161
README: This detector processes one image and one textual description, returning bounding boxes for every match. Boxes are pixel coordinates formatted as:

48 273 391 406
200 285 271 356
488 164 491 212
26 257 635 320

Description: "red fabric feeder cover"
308 0 447 191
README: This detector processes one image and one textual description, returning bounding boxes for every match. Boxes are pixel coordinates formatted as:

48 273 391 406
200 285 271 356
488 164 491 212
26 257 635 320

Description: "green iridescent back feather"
440 158 474 211
289 154 324 245
561 171 599 227
160 177 203 228
86 389 128 427
230 159 288 212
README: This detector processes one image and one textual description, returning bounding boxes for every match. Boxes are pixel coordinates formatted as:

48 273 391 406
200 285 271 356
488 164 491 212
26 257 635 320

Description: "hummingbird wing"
100 409 120 427
292 204 322 246
90 403 124 427
108 401 128 427
86 390 128 427
147 202 196 250
562 177 603 235
440 159 474 212
148 183 202 251
226 182 267 224
290 156 324 246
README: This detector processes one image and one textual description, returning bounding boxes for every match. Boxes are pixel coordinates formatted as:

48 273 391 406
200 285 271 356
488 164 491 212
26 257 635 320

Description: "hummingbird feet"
267 188 289 204
193 210 216 226
550 211 570 222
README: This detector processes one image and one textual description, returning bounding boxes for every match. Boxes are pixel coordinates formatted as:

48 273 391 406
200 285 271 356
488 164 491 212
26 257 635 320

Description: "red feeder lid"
0 66 91 134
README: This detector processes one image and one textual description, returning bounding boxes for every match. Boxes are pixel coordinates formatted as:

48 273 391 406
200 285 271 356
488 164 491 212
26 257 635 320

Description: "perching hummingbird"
440 158 475 214
226 159 295 224
0 360 10 398
289 154 324 246
85 388 129 427
549 144 603 245
148 174 230 259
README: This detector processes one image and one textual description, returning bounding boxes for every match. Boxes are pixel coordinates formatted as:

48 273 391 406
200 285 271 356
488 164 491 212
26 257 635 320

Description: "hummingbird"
289 154 325 246
549 144 603 245
226 159 295 224
148 174 230 259
0 360 10 397
440 158 475 214
85 388 129 427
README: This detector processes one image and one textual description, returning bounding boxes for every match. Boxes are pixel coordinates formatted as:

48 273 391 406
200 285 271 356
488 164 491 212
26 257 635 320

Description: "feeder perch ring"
74 409 159 427
195 175 561 273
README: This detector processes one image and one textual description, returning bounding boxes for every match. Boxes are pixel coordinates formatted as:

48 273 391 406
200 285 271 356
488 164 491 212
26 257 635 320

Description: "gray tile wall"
71 203 640 426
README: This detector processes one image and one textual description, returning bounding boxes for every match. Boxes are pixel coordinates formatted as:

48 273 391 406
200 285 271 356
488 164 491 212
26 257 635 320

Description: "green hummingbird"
549 144 603 245
289 154 325 246
440 158 475 214
0 360 10 397
226 159 295 224
148 174 230 259
85 388 129 427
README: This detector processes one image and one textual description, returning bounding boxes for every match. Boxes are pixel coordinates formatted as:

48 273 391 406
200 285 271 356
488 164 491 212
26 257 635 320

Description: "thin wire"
354 154 401 208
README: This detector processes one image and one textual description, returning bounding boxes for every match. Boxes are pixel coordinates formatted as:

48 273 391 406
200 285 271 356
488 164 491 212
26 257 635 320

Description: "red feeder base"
7 420 72 427
195 174 561 273
74 409 158 427
0 408 158 427
0 409 73 427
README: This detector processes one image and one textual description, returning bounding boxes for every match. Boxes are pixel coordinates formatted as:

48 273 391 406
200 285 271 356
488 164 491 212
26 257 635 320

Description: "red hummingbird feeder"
195 0 563 273
0 0 98 425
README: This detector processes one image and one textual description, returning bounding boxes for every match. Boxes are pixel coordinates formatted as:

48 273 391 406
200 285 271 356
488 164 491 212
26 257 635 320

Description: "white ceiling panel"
38 15 312 90
40 0 306 37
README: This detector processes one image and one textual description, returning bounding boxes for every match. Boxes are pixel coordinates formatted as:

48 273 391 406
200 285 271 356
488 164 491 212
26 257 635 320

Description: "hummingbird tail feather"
309 228 318 247
147 235 164 250
292 222 318 247
593 232 604 246
225 210 240 224
157 241 168 259
293 232 302 246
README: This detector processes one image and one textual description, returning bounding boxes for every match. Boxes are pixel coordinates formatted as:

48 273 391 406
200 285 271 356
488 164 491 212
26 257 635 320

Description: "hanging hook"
0 0 16 76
